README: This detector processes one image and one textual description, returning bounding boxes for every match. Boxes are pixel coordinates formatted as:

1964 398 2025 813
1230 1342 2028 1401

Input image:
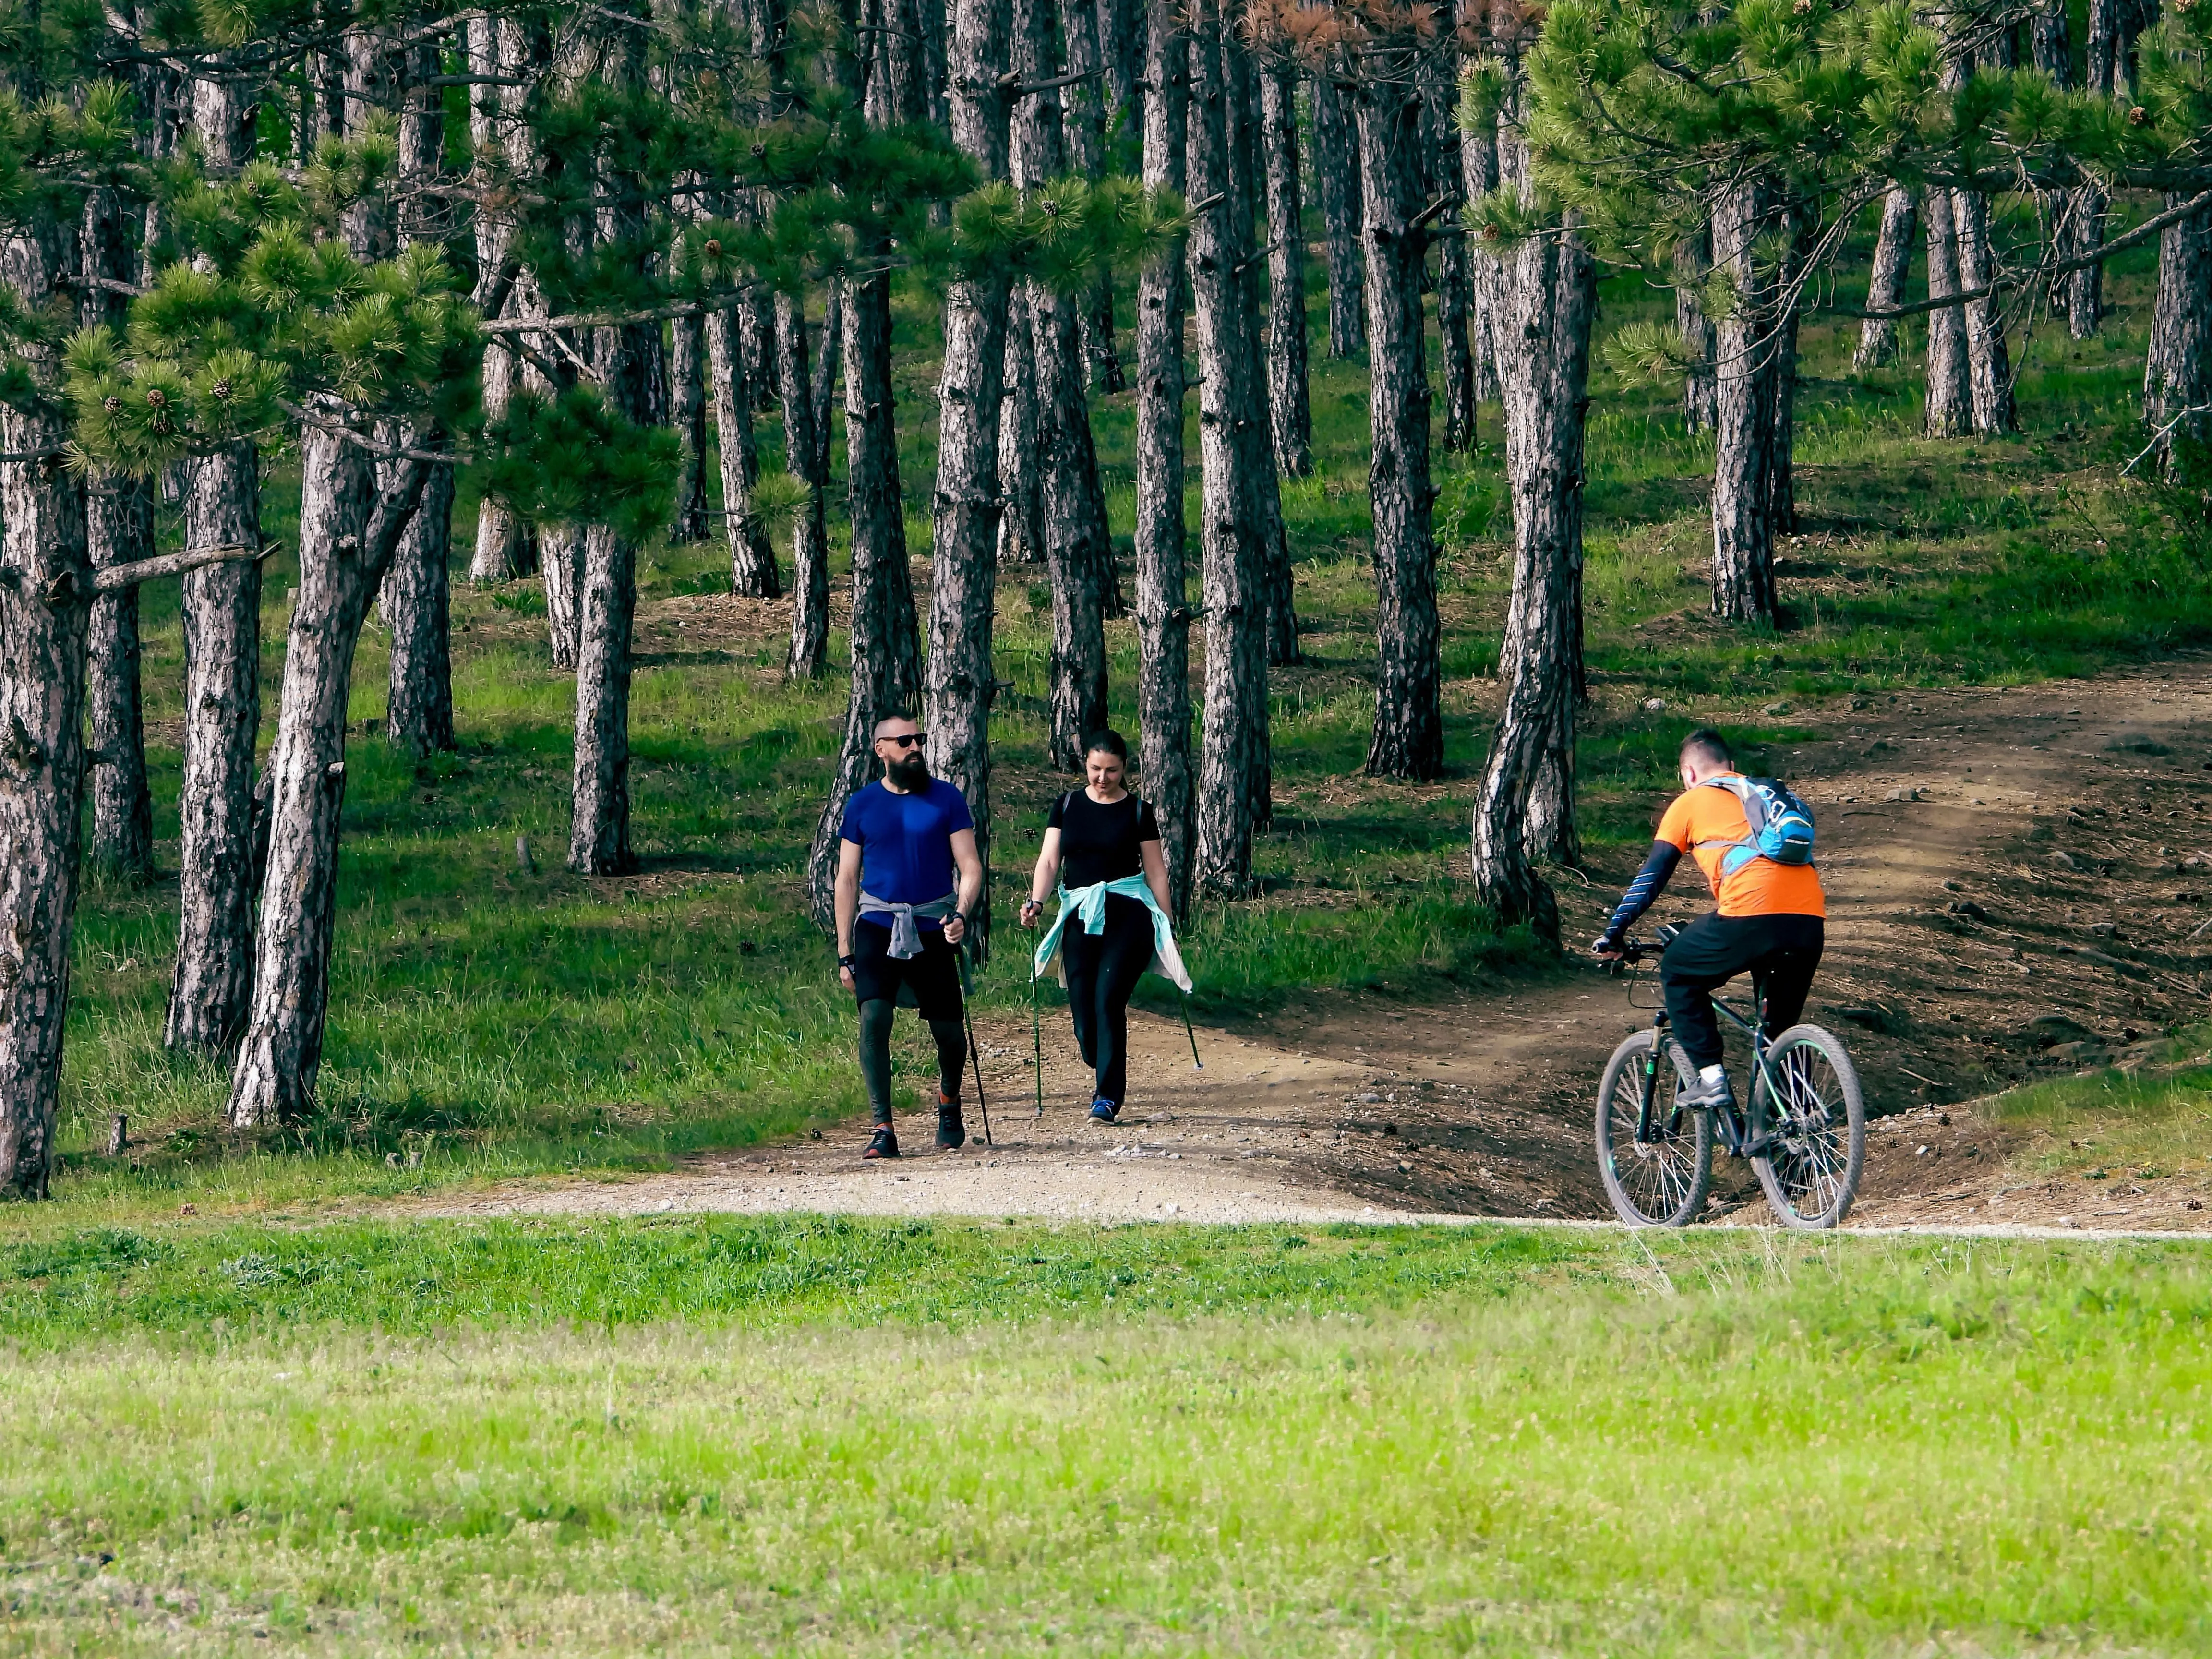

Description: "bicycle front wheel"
1596 1029 1712 1227
1751 1024 1866 1230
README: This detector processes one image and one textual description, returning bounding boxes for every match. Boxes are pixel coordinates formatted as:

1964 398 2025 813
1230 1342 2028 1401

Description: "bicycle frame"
1625 963 1788 1148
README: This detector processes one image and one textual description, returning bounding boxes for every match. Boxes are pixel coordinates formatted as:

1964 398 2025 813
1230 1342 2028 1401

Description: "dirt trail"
424 660 2212 1231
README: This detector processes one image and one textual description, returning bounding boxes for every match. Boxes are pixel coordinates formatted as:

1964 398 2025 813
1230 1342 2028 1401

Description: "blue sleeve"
1602 841 1681 942
838 788 867 845
943 782 975 835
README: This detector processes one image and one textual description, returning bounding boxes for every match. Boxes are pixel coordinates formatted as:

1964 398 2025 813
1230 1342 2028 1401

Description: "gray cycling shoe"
1674 1070 1736 1114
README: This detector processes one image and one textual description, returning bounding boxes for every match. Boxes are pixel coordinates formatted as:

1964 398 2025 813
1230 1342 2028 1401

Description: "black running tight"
857 1001 966 1124
1061 896 1154 1108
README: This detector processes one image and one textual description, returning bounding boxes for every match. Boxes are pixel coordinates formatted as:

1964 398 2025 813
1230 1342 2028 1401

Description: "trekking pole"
1031 964 1045 1118
956 946 992 1147
1180 996 1202 1069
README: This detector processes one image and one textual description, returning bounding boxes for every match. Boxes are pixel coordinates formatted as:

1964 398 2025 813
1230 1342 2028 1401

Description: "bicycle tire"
1751 1023 1866 1230
1595 1029 1712 1227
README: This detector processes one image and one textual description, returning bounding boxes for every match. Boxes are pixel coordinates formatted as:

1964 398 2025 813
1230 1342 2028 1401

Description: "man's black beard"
889 752 930 791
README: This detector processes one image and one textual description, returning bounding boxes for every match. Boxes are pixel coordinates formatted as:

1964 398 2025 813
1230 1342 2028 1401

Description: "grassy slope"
4 1221 2209 1654
39 212 2212 1213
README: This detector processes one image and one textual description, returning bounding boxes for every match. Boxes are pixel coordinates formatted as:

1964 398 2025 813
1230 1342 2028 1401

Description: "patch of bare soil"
422 658 2212 1232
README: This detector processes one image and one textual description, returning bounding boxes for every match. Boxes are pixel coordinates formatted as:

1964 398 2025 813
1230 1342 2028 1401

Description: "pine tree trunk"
468 15 531 584
997 286 1045 565
0 204 89 1198
1923 185 1972 439
924 0 1014 964
1358 74 1441 781
1103 0 1143 159
708 309 782 597
1486 75 1590 878
227 437 434 1128
669 314 710 542
1855 186 1917 371
1261 67 1313 476
1676 226 1718 432
812 277 841 481
541 525 584 669
1428 79 1477 455
1230 38 1296 683
1767 271 1801 538
1015 0 1113 768
1060 0 1123 390
1708 180 1780 627
82 185 155 883
808 259 924 926
168 79 264 1058
2144 194 2212 479
776 288 831 677
383 459 456 757
1459 119 1500 401
1312 70 1366 359
1187 2 1266 898
1951 186 2016 435
1136 0 1194 918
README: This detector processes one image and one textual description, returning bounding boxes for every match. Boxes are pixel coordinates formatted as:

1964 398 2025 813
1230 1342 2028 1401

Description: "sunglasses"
880 733 926 749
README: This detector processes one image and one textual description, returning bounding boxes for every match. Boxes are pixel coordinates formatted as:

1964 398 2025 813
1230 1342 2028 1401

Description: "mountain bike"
1595 924 1865 1229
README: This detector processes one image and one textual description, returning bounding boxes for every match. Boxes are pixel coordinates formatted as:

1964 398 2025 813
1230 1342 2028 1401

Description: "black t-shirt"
1047 790 1160 889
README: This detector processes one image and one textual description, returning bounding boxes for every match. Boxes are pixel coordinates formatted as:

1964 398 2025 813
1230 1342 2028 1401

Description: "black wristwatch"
837 953 855 969
949 912 967 931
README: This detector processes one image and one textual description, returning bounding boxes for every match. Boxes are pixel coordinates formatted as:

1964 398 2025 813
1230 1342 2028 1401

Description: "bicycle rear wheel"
1751 1024 1866 1230
1596 1029 1711 1227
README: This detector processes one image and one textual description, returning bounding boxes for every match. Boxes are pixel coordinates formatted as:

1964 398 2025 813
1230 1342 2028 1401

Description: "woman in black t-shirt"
1021 730 1174 1123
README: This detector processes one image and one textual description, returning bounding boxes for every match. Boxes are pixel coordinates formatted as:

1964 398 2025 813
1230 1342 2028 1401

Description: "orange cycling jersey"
1654 777 1826 918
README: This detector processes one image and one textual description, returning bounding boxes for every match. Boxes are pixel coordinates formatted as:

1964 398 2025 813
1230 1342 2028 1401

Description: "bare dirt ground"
425 658 2212 1232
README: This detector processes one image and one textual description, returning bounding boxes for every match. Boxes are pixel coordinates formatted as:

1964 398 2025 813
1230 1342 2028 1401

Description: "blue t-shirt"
839 778 974 932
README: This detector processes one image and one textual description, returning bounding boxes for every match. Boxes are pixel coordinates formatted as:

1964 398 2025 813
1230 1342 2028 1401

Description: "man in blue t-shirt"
833 712 985 1159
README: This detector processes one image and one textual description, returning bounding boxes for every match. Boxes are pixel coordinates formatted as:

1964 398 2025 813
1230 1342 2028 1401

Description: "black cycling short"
1658 910 1824 1070
849 920 965 1021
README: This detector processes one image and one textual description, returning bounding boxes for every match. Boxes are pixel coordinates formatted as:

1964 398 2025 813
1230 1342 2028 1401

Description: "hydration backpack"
1697 775 1816 877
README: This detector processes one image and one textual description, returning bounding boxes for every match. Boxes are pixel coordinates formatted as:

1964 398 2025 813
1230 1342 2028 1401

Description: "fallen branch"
88 539 277 595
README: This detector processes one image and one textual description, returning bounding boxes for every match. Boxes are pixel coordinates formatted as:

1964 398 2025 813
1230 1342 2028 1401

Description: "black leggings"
1062 896 1153 1108
857 1001 966 1125
1659 911 1825 1070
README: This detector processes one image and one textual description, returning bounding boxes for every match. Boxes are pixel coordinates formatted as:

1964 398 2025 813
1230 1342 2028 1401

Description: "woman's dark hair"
1083 728 1129 762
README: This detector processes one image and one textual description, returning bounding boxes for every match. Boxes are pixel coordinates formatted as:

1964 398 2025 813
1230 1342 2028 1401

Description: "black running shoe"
863 1125 900 1160
936 1095 967 1150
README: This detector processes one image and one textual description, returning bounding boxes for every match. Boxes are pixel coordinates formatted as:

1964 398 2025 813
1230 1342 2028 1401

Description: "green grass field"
4 1219 2209 1654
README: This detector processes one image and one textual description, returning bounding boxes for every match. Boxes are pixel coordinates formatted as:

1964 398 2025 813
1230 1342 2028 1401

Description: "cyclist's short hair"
1679 728 1732 770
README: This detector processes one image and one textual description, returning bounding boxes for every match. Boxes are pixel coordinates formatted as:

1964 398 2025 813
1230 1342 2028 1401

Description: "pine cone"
2128 105 2151 126
144 388 166 407
211 379 232 400
101 396 120 413
704 238 722 257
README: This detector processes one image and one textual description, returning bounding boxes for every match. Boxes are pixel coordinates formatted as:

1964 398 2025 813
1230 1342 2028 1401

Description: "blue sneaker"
1089 1097 1120 1123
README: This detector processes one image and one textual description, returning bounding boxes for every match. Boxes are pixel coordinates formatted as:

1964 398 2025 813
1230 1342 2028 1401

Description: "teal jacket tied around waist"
1031 875 1192 993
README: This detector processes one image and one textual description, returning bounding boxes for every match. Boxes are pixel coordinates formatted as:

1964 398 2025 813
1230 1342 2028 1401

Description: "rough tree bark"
167 76 264 1058
1135 0 1194 918
468 15 534 583
708 310 782 597
1676 226 1717 432
924 0 1014 964
568 9 657 877
1231 39 1297 681
227 434 435 1128
811 277 841 481
1015 0 1113 768
1312 70 1366 359
1260 66 1313 476
2144 192 2212 479
2072 0 2147 336
82 185 155 882
1060 0 1123 390
668 314 710 542
1923 184 1972 438
378 44 458 760
1459 114 1501 401
776 289 831 676
996 287 1045 565
0 204 90 1196
1428 78 1477 455
1188 2 1267 897
807 258 924 926
1855 186 1917 371
1708 180 1781 627
1358 67 1442 781
1952 185 2015 435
